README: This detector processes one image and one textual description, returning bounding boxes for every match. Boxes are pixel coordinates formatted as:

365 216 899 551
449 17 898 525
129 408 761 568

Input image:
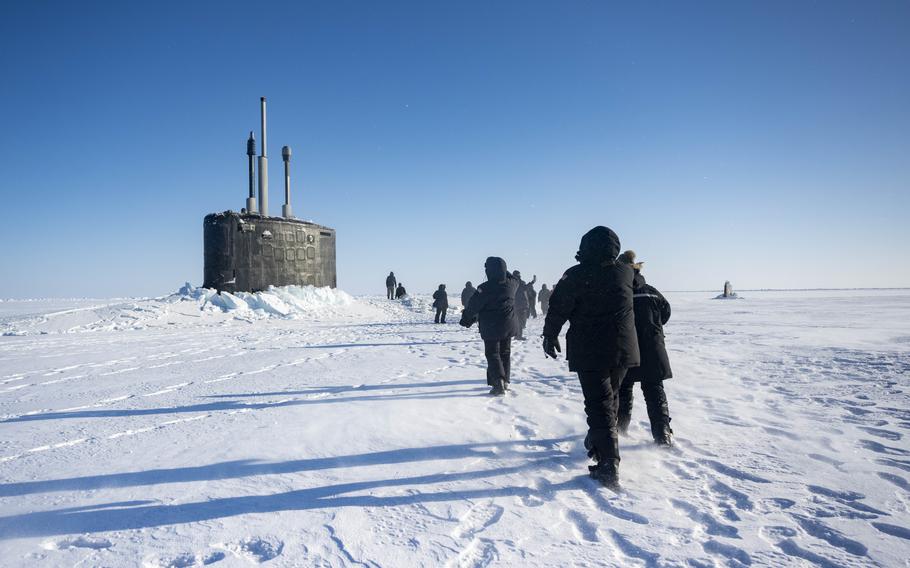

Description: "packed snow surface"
0 288 908 566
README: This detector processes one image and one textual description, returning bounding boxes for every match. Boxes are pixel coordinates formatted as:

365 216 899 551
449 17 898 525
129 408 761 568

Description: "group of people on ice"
385 272 407 300
459 226 674 489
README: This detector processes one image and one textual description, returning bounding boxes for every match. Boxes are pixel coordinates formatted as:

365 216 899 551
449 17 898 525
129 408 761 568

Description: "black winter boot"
617 413 631 435
583 433 598 461
489 382 506 396
654 422 673 446
589 460 620 489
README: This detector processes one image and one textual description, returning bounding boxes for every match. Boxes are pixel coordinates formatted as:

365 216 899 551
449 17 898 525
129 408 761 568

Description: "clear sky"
1 1 908 298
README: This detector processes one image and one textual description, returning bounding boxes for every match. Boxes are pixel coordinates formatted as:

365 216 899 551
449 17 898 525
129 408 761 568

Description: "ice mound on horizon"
183 283 355 318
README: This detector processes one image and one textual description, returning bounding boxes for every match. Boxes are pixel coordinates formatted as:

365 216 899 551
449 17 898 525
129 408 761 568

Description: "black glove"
459 316 474 328
542 335 561 359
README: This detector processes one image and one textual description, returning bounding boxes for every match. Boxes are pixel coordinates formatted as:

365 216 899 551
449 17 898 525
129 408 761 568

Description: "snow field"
0 289 908 566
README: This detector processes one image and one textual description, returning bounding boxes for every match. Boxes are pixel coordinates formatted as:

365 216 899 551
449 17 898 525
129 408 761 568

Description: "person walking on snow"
395 283 407 299
461 281 476 307
528 279 539 318
386 272 397 300
542 226 639 488
512 271 535 340
432 284 449 324
538 284 552 316
460 257 520 396
615 251 674 446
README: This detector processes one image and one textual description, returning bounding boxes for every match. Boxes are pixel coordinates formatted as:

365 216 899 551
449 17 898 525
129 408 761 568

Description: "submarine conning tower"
203 97 337 293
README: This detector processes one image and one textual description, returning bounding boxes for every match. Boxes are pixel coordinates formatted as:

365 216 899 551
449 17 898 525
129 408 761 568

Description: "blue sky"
1 1 907 298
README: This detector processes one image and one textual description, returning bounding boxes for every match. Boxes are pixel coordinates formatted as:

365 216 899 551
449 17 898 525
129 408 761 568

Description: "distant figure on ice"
543 226 639 488
528 280 539 318
432 284 449 323
538 284 552 316
386 272 397 300
461 281 476 307
512 271 535 340
616 251 674 446
395 283 407 299
460 257 519 396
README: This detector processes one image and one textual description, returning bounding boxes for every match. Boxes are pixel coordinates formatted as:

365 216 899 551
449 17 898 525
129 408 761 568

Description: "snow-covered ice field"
1 288 908 567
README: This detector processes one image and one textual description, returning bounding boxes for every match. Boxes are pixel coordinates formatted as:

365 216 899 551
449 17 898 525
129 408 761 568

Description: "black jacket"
513 278 530 313
461 257 519 340
386 274 396 288
396 285 407 298
543 226 640 372
625 273 672 382
432 288 449 309
538 287 552 305
461 284 476 307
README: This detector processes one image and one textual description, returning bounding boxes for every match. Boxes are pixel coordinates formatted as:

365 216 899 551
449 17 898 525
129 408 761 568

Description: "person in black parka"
616 251 674 445
432 284 449 323
512 271 534 340
386 272 397 300
543 226 640 487
538 284 552 316
396 283 407 299
461 281 476 308
528 280 539 318
460 257 519 395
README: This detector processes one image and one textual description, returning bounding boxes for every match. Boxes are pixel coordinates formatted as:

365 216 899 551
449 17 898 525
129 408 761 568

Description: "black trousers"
577 368 627 467
618 379 671 439
387 286 395 300
434 307 447 323
516 310 529 337
483 339 512 387
530 303 538 318
540 302 548 316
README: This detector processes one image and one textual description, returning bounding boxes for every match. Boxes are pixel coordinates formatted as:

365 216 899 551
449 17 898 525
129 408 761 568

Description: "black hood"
575 226 621 265
465 282 473 288
485 257 508 283
633 271 646 289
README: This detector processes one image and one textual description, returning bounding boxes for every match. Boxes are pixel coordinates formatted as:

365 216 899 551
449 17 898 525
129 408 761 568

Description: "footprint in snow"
702 539 752 566
670 499 739 538
560 508 599 542
451 502 504 540
42 535 113 550
872 522 910 541
876 471 910 491
875 457 910 473
144 551 226 567
807 453 844 469
608 530 661 565
214 537 283 563
790 514 869 557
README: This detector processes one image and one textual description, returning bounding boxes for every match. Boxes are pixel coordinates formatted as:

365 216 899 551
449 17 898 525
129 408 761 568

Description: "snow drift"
0 285 357 336
186 284 354 318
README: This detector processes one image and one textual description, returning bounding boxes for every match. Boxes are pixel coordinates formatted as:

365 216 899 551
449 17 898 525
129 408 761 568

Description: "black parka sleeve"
659 293 671 325
542 274 574 338
460 286 489 326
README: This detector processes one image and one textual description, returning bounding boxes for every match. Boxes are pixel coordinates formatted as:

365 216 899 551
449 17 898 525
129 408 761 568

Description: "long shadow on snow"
294 339 477 349
0 437 571 498
204 379 481 399
0 441 580 538
2 388 486 423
